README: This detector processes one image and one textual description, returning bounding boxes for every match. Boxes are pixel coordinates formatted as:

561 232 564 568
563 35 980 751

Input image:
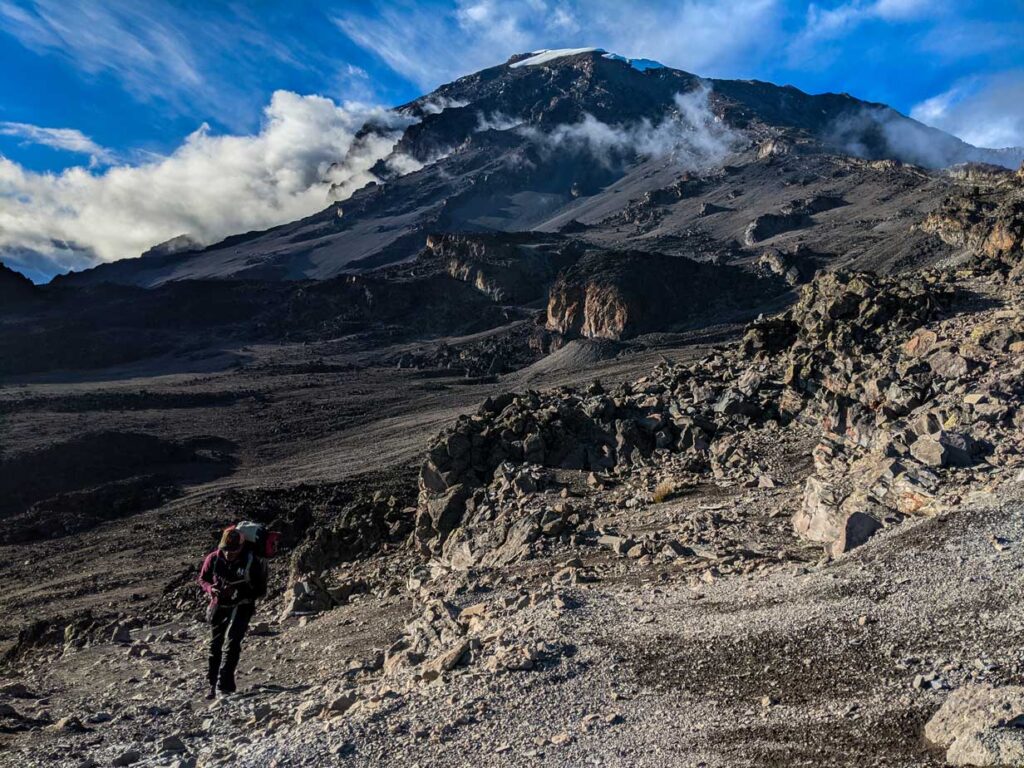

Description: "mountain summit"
59 48 1022 287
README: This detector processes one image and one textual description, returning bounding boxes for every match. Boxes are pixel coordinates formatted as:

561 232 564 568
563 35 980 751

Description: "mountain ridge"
54 49 1022 289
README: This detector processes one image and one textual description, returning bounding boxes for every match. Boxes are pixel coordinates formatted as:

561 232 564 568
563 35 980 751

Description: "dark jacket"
198 548 268 607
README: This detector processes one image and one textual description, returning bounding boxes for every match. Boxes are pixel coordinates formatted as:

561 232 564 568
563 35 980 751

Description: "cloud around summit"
1 0 1023 281
0 92 407 276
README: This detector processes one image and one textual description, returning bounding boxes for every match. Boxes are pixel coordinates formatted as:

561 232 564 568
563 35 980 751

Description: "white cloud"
335 0 782 89
917 19 1024 61
910 71 1024 149
871 0 933 21
520 85 741 168
0 0 318 127
475 112 526 132
0 121 115 166
0 0 203 106
0 91 412 277
417 97 470 115
797 0 933 43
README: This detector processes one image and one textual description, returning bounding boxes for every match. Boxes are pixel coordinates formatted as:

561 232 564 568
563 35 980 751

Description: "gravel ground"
3 478 1021 767
3 275 1024 767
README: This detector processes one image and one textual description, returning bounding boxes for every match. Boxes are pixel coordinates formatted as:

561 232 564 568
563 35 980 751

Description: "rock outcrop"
744 195 845 246
757 245 819 285
546 250 784 341
920 189 1024 264
744 212 809 245
421 265 1023 562
426 232 580 304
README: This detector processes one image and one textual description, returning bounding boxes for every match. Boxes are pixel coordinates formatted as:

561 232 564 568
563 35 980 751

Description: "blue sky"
2 0 1023 281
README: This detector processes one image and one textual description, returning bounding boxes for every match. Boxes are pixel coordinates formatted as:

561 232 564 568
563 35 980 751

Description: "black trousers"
207 602 254 691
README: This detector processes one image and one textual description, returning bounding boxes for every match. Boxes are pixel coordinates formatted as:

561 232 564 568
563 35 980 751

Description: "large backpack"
229 520 282 558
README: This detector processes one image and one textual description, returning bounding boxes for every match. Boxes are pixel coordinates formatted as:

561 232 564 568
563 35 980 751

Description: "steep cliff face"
546 250 786 341
546 280 633 339
426 232 580 304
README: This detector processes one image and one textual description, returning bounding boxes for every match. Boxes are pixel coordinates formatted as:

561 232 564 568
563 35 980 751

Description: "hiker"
198 527 268 698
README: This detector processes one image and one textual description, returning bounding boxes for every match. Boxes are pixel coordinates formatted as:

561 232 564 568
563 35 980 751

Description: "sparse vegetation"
653 478 681 504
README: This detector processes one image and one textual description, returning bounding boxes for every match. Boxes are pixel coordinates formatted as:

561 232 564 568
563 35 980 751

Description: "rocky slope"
425 232 580 304
0 269 520 376
3 162 1024 766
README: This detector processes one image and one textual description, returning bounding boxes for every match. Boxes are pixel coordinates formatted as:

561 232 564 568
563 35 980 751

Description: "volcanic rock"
925 685 1024 767
546 250 783 340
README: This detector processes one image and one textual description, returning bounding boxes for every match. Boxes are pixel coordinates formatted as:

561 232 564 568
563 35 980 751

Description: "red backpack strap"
264 531 282 557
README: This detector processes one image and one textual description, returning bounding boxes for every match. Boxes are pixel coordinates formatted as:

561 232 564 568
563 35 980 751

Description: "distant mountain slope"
0 261 39 306
56 48 1022 288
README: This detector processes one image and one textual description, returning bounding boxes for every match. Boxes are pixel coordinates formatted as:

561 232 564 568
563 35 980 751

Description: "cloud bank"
0 91 407 280
911 71 1024 150
500 85 740 169
825 103 1024 170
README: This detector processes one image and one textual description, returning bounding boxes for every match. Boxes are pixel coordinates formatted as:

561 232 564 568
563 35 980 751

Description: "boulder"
598 535 635 555
423 484 470 543
948 731 1024 766
793 477 883 555
925 685 1024 766
159 735 187 753
421 639 471 681
910 432 977 468
49 715 86 732
282 579 327 616
758 248 814 285
929 350 974 379
294 698 325 724
112 750 141 767
484 514 541 567
793 476 844 544
903 329 939 357
324 692 357 716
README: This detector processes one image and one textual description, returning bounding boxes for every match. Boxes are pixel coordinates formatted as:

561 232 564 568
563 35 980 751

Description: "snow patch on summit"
510 48 601 68
509 48 664 73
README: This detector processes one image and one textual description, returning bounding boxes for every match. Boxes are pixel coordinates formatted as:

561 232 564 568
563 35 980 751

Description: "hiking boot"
205 686 216 700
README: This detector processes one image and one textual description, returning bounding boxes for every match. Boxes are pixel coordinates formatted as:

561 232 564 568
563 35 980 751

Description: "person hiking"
198 527 268 698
